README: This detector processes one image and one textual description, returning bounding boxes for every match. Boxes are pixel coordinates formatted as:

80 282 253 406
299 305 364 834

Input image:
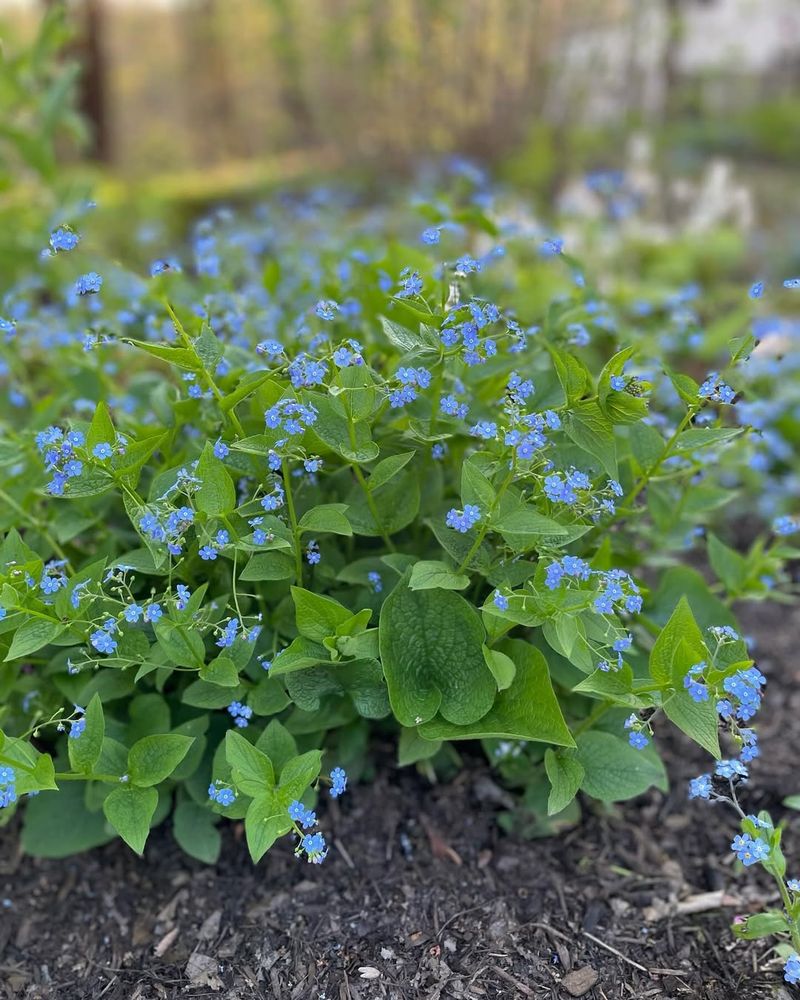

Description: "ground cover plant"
0 165 799 985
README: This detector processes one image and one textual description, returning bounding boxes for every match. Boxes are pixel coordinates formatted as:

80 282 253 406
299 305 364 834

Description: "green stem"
54 772 121 783
351 463 396 552
456 466 515 576
621 405 698 512
572 701 612 737
281 459 304 584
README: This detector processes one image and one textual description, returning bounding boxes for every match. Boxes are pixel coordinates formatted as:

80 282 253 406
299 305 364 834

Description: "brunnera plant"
0 191 797 971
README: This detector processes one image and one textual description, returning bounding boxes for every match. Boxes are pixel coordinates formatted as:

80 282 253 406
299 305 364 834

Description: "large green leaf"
379 576 495 727
418 639 574 744
576 731 668 802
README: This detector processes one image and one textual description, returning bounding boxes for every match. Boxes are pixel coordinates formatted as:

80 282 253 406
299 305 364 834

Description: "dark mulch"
1 602 798 1000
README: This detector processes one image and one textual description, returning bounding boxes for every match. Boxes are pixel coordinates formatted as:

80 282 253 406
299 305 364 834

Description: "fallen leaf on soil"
561 966 599 997
197 909 222 941
184 953 223 990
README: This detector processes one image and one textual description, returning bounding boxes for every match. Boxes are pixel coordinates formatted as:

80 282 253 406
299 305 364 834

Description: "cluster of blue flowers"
0 766 16 809
388 366 432 408
227 701 253 728
264 398 319 440
445 504 481 533
699 372 736 405
35 426 87 495
286 767 348 864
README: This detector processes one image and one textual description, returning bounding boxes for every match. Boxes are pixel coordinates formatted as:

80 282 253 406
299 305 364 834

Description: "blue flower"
50 227 80 252
213 439 229 459
609 375 627 391
69 716 87 740
773 515 798 536
75 272 103 296
367 571 382 593
208 784 236 807
90 629 118 655
315 299 339 321
539 237 564 257
730 833 770 866
199 545 218 560
92 442 113 460
749 280 764 299
288 800 317 828
144 603 163 624
421 227 441 245
785 954 800 985
306 540 321 565
301 831 328 864
123 603 143 623
330 766 348 798
492 590 509 611
397 268 423 298
783 277 800 289
688 774 712 799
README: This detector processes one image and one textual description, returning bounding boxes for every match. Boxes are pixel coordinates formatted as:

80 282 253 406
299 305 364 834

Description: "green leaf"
379 577 496 727
563 401 618 478
494 506 572 550
482 645 516 691
225 730 275 796
199 655 240 687
346 468 420 537
544 748 585 815
245 789 289 862
155 620 206 669
707 534 747 593
103 785 158 854
22 782 113 857
674 427 743 453
277 749 323 801
298 503 352 536
6 617 66 661
368 451 415 491
398 727 442 766
67 693 105 774
195 443 236 516
128 734 194 787
418 639 574 744
124 339 197 370
732 912 789 940
307 393 379 462
663 689 721 758
461 455 496 509
195 324 224 372
648 596 706 685
240 551 295 581
255 720 297 777
173 800 221 864
576 731 668 802
408 560 469 591
379 316 438 354
291 587 353 643
86 400 116 451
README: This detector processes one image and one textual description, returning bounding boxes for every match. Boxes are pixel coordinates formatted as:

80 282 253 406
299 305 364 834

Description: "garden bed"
1 600 796 1000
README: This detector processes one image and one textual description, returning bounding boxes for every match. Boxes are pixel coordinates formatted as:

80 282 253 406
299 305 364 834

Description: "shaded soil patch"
1 602 798 1000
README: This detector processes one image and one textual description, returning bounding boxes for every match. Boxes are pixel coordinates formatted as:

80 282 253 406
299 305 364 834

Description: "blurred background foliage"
1 0 799 268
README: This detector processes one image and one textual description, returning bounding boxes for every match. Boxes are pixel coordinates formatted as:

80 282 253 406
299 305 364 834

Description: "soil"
1 602 798 1000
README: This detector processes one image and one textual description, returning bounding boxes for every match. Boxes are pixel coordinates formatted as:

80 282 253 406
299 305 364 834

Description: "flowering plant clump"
0 171 796 917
